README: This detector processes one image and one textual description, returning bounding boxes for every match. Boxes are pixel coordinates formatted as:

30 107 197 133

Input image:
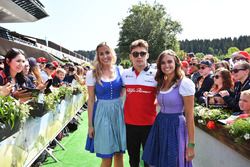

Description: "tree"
117 2 182 61
227 47 239 55
195 52 205 59
244 47 250 54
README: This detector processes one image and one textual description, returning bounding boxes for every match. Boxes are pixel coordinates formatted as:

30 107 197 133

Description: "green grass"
42 111 144 167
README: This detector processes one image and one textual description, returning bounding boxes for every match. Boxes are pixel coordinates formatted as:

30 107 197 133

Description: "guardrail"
0 93 86 167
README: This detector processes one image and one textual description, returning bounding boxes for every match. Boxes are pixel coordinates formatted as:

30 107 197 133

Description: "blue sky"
2 0 250 51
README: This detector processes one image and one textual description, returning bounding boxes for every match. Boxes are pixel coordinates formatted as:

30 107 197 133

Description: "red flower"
206 121 216 129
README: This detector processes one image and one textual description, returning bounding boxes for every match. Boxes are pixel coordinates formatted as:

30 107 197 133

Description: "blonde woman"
85 42 126 167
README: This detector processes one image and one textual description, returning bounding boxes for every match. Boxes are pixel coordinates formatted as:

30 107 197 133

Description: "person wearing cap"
0 55 5 70
195 60 214 103
37 56 48 70
231 51 250 64
189 57 201 84
181 60 189 76
51 61 59 78
41 62 56 82
186 52 195 63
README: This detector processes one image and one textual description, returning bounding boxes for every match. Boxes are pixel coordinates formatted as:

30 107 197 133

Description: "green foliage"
194 106 230 121
227 47 239 55
229 118 250 142
176 50 185 60
180 35 250 56
118 2 182 61
0 96 30 128
120 59 132 69
244 47 250 54
44 85 85 111
44 91 60 111
195 52 205 59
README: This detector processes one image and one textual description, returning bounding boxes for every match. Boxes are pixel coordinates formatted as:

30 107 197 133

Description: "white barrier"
0 93 86 167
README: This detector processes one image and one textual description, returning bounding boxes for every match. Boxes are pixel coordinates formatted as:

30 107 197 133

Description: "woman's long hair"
92 42 117 84
4 48 26 86
155 50 184 92
213 68 234 92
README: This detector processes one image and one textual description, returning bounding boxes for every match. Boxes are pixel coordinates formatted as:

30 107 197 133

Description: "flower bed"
194 105 250 160
0 96 30 141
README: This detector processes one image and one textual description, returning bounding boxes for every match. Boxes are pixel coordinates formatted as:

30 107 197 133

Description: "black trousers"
126 124 152 167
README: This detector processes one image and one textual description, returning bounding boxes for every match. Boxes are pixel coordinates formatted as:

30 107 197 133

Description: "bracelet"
188 143 195 148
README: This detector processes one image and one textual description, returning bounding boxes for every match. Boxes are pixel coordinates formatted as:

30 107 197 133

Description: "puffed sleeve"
179 77 195 96
86 70 96 86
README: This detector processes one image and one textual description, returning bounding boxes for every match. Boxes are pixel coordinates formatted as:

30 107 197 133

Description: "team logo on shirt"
127 88 151 94
145 71 154 76
125 75 134 78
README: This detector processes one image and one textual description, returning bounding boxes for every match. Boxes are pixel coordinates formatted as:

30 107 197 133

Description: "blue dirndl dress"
142 82 192 167
85 67 126 158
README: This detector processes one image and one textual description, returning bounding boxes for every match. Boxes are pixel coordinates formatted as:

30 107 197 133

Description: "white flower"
198 119 204 124
244 133 250 140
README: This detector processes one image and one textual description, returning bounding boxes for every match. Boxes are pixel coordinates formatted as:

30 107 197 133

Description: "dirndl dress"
85 67 126 158
142 82 192 167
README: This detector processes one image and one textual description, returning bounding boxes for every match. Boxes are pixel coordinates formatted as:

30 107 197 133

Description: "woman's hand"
219 90 229 97
186 147 195 161
36 82 47 90
203 91 208 97
88 126 94 138
0 83 13 96
12 89 32 102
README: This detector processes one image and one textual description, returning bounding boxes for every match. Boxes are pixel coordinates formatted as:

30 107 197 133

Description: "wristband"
188 143 195 148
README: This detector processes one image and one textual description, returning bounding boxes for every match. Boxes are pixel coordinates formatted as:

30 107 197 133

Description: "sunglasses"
199 66 208 70
189 63 197 66
99 51 110 56
213 75 220 79
131 51 147 58
231 68 246 73
0 62 4 64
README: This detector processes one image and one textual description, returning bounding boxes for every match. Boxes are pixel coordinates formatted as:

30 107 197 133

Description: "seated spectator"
41 62 57 82
239 89 250 114
52 68 66 87
181 60 189 76
203 68 234 105
51 61 60 78
215 60 230 70
63 62 76 84
22 60 35 89
27 57 46 90
186 52 195 63
231 51 250 64
0 55 4 70
0 48 32 101
36 56 48 70
189 57 200 83
203 54 216 72
195 60 214 103
219 61 250 113
75 65 85 85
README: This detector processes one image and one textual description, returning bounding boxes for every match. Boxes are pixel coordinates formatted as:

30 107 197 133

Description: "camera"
68 66 75 72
